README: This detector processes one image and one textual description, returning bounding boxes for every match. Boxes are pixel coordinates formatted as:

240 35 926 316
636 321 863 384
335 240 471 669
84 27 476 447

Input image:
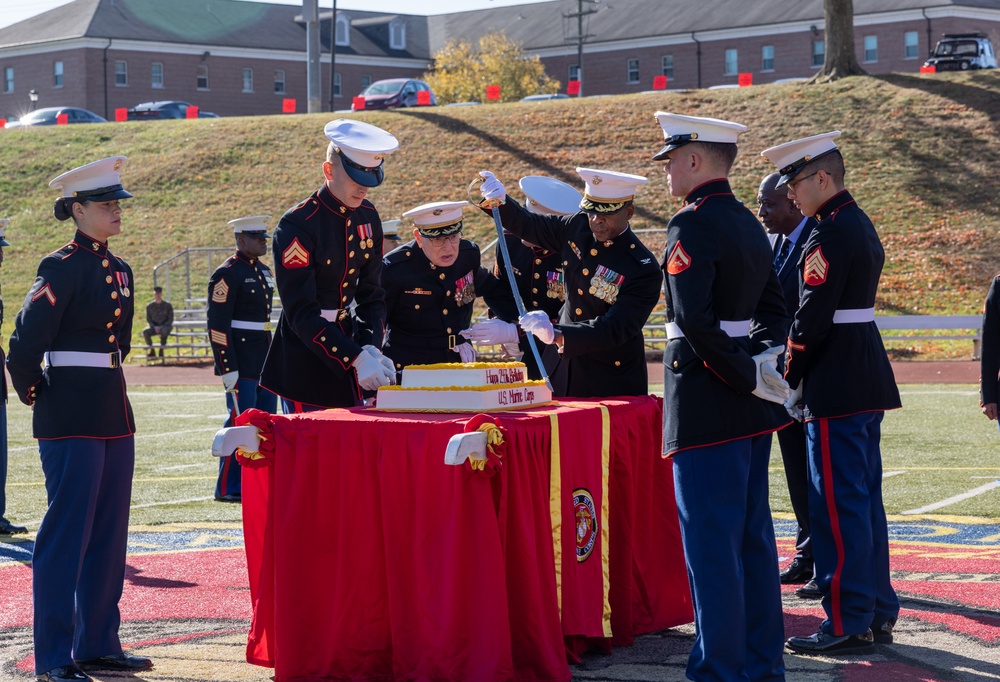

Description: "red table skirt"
241 395 692 681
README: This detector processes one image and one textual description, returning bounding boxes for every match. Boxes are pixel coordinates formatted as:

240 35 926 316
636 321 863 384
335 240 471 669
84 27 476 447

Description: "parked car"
4 106 107 128
923 33 997 71
127 100 217 120
351 79 437 110
519 93 569 102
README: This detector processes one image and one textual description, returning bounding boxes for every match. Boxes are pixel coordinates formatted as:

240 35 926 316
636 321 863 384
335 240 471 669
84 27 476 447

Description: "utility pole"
304 0 321 113
328 0 337 112
564 0 597 97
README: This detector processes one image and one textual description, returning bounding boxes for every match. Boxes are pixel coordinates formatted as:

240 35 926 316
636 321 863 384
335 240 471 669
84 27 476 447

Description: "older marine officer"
656 112 791 682
476 167 661 398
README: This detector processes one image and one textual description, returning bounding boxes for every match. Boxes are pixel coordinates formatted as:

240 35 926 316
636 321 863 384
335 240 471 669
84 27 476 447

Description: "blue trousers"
673 435 785 682
216 378 277 499
33 436 134 674
0 400 8 519
805 412 899 637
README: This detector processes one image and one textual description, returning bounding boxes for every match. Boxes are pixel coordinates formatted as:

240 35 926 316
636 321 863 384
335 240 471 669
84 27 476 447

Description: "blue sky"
0 0 559 30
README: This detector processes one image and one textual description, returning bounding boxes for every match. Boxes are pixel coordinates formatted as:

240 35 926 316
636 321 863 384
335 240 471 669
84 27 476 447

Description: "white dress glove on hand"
751 345 790 404
501 342 523 359
478 171 506 205
456 342 478 364
460 320 519 346
352 351 394 391
784 381 804 422
363 345 397 382
519 310 555 345
222 371 239 393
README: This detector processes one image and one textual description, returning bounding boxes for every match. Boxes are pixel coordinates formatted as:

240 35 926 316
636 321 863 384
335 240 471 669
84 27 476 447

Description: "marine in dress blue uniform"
476 168 661 398
0 218 27 536
464 176 580 379
981 275 1000 424
758 173 821 594
655 113 791 682
382 201 517 371
260 119 396 410
6 157 152 682
208 215 277 502
762 131 902 655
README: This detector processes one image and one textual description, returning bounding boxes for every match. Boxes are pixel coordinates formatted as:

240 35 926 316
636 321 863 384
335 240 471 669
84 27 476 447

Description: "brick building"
2 0 998 121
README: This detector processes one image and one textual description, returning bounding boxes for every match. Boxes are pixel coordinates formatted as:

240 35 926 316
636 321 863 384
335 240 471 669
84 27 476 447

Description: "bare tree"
810 0 866 83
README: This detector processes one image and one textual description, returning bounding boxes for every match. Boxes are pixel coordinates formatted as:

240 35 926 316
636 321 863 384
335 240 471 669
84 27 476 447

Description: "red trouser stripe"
219 456 231 496
819 418 846 635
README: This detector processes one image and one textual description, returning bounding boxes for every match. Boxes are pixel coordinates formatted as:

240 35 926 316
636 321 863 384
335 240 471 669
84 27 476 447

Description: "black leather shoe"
75 653 152 672
0 517 28 534
873 619 896 644
779 557 813 584
795 578 823 599
786 629 874 655
36 664 91 681
214 493 242 503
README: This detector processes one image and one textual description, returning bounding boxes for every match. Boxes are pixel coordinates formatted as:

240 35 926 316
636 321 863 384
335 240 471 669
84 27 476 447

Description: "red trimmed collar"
815 190 856 222
684 178 733 205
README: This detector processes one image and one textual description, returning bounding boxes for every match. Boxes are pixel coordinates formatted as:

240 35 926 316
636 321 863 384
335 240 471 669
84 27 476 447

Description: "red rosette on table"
233 408 276 468
463 413 506 477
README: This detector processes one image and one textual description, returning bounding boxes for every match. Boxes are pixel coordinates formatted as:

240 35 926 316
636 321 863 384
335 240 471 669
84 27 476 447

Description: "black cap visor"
74 184 133 202
338 149 385 188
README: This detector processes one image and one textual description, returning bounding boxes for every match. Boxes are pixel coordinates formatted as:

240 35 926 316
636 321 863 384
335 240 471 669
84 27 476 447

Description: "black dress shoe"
214 493 242 503
36 664 91 681
0 518 28 534
75 653 153 672
786 629 875 655
873 618 896 644
795 578 823 599
779 557 813 584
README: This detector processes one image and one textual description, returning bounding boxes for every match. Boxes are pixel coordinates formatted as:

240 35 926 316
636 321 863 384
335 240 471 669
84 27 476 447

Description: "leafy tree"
424 31 560 104
811 0 866 83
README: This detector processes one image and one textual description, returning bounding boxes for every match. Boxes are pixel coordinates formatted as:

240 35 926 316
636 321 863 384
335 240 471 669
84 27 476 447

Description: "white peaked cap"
652 112 747 160
229 215 272 236
519 176 583 216
575 167 647 214
402 200 467 236
760 131 842 187
49 156 132 201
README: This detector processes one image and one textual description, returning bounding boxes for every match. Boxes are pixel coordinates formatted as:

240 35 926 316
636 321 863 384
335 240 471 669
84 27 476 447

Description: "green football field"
2 383 998 528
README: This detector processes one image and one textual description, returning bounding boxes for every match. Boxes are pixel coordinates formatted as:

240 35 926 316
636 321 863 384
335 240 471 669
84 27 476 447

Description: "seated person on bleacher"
207 215 277 503
142 286 173 357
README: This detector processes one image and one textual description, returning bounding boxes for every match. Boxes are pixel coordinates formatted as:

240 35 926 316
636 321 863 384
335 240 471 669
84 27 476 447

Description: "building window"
115 60 128 86
334 72 341 97
904 31 919 59
53 61 63 88
569 64 580 82
152 62 164 88
864 35 878 62
725 48 738 75
274 69 286 94
761 45 774 72
3 67 12 94
812 40 825 67
661 55 674 79
389 20 405 50
197 64 209 90
335 14 350 47
361 75 372 89
242 68 254 93
627 58 639 84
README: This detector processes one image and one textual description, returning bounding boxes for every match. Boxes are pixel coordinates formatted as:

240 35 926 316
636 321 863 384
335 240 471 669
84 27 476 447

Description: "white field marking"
897 390 979 395
883 470 906 478
902 480 1000 515
128 392 219 398
8 427 220 454
130 496 215 509
159 463 210 471
952 668 1000 680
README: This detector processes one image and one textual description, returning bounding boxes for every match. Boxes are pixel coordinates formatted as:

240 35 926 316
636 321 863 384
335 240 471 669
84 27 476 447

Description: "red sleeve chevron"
31 283 57 306
803 247 829 286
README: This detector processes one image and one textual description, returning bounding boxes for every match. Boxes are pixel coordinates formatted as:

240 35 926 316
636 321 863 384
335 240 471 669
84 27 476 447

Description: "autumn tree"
810 0 866 83
424 31 561 104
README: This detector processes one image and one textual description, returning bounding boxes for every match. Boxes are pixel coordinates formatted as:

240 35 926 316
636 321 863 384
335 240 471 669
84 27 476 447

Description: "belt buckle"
109 352 120 369
265 322 272 332
448 334 456 350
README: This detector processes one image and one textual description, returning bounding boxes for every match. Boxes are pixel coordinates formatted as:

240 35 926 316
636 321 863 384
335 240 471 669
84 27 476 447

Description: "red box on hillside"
115 108 127 122
417 89 432 105
567 80 581 95
486 85 501 101
186 105 199 119
738 73 753 87
56 113 69 125
920 64 936 74
0 119 6 128
353 96 366 110
652 75 668 90
282 98 296 113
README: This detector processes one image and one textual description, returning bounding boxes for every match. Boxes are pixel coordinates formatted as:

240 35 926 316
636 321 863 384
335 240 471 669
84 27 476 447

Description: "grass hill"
1 71 998 357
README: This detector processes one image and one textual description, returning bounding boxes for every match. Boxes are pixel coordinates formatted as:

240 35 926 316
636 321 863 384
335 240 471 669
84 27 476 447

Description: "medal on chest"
356 223 374 250
114 270 131 298
590 265 624 304
546 270 565 301
454 271 476 305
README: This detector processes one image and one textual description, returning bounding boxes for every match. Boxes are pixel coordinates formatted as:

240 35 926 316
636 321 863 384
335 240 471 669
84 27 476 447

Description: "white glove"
222 371 239 393
501 342 523 359
479 171 506 205
363 344 397 382
460 319 519 346
456 342 478 363
352 350 394 391
519 310 555 345
784 380 804 422
751 346 790 404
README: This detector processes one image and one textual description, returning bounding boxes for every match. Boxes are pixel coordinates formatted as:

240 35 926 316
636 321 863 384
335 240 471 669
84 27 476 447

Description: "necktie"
774 237 793 272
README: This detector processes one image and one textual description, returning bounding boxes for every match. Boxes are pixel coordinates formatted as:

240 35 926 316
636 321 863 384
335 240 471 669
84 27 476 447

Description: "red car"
352 79 437 110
